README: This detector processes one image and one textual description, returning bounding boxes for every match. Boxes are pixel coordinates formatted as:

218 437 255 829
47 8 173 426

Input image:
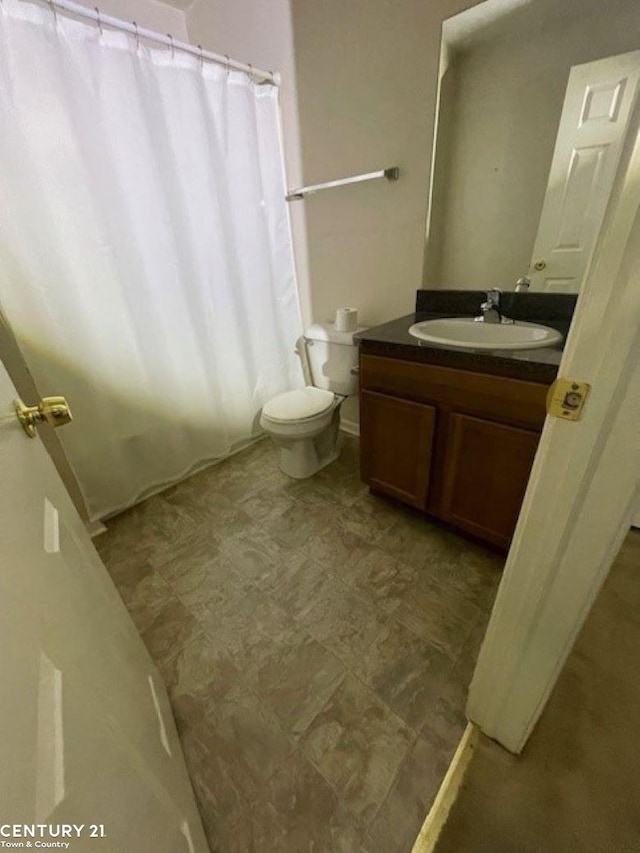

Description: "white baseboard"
411 723 478 853
340 418 360 437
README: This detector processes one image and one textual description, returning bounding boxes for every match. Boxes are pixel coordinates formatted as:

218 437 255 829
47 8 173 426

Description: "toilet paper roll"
335 307 358 332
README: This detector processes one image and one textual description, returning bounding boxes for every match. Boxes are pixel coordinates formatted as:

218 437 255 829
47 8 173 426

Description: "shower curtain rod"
28 0 280 85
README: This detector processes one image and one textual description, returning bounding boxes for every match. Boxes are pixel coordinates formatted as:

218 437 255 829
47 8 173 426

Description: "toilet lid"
263 386 335 421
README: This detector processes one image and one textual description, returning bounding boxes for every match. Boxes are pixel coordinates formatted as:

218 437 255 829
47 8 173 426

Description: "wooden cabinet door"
442 413 540 549
360 390 436 510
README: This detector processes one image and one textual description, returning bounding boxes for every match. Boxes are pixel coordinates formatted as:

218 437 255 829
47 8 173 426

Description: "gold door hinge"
546 378 590 422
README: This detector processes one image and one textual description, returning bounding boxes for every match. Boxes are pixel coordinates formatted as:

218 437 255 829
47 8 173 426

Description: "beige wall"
290 0 478 327
427 0 640 291
186 0 485 329
185 0 312 325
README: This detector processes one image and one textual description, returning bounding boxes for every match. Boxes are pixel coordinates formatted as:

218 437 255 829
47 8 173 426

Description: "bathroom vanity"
356 290 576 551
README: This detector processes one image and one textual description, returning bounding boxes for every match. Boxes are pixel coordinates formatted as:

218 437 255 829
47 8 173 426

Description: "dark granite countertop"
354 291 577 384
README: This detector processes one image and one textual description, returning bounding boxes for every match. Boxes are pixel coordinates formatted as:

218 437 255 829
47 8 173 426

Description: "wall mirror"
423 0 640 294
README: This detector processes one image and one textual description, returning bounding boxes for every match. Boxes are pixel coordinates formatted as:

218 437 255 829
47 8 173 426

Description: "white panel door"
528 51 640 293
0 360 208 852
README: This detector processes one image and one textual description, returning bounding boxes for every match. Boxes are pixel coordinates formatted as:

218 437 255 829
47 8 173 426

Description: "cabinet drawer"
360 390 436 511
360 354 548 429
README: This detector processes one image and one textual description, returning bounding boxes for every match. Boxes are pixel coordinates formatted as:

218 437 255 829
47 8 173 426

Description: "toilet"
260 322 361 479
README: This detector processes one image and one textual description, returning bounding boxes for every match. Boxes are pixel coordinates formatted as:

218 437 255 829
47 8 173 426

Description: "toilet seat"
262 386 335 423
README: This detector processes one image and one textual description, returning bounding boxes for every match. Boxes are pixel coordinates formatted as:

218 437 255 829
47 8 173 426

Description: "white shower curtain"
0 0 303 519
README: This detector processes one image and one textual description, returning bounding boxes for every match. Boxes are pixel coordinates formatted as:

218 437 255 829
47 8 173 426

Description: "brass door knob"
15 396 73 438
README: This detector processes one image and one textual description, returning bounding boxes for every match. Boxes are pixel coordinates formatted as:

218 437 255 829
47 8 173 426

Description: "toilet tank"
302 322 361 397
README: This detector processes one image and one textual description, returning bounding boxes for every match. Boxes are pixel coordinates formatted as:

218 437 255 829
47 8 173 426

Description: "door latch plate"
546 378 590 421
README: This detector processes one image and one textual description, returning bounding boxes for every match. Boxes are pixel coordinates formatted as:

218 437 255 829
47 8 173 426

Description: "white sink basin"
408 317 562 351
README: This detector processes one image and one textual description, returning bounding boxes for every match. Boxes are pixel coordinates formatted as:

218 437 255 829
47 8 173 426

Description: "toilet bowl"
260 322 362 479
260 386 343 479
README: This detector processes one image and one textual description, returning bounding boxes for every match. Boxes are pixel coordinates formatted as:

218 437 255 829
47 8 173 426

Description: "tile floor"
96 435 503 852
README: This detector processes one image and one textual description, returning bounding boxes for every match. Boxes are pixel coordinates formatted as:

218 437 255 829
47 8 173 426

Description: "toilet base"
275 407 341 479
278 442 339 479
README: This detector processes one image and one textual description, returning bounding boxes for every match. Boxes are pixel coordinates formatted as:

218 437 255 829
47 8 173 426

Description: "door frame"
467 95 640 753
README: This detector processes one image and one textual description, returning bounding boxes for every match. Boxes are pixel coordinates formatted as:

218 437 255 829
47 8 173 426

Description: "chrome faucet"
476 288 502 324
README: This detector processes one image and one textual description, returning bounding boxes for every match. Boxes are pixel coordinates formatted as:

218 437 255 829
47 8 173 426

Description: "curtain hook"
133 21 140 50
198 44 204 69
48 0 58 24
94 6 102 36
248 63 254 84
225 54 231 78
168 33 174 60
